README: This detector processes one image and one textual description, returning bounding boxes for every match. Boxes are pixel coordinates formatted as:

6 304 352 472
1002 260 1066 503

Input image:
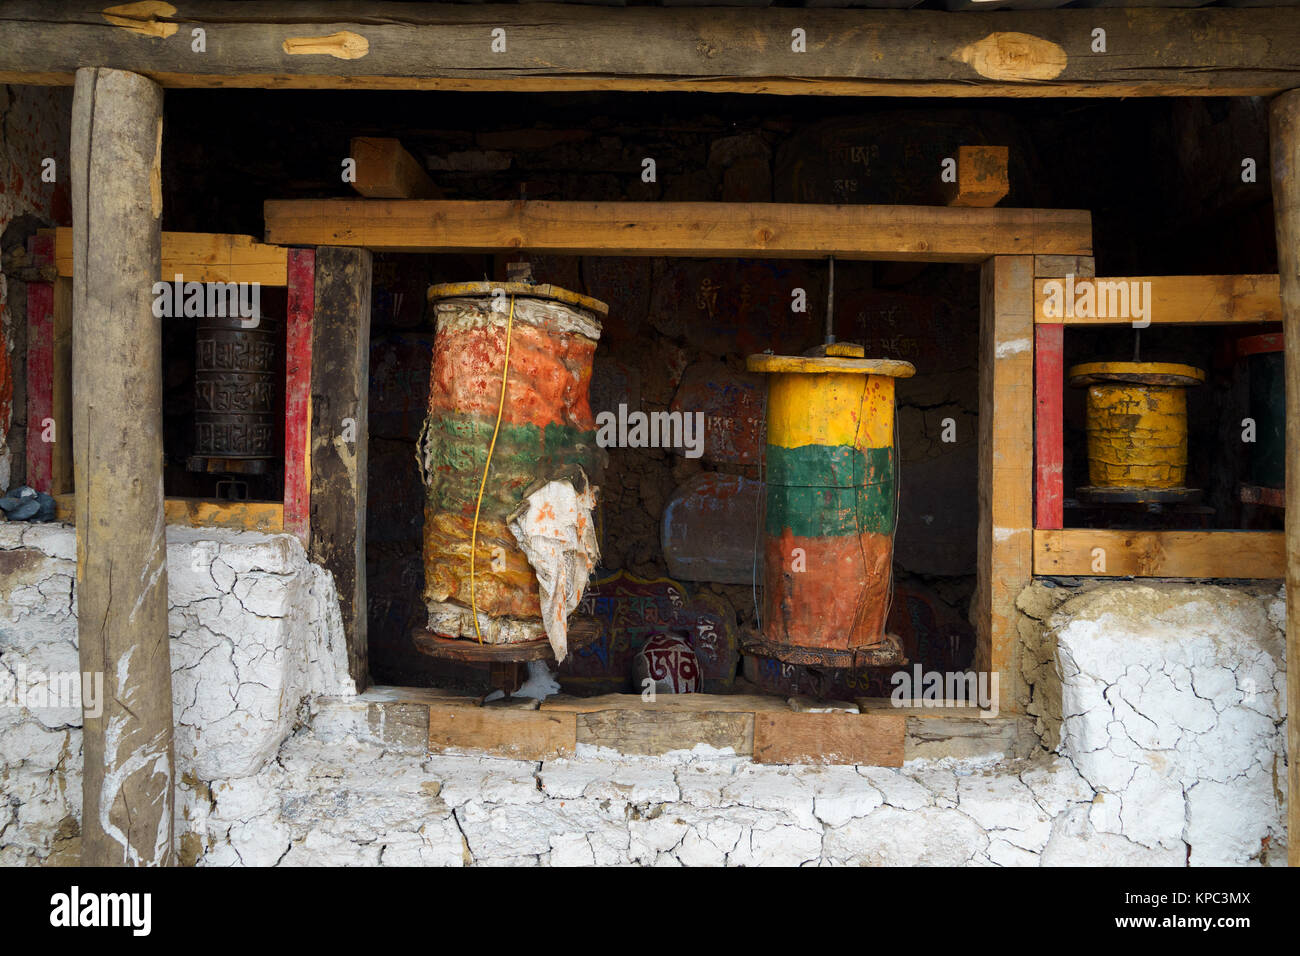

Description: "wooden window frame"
1030 270 1286 579
27 228 311 545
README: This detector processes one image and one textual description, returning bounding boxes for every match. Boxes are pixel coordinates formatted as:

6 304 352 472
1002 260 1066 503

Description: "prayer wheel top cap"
427 280 609 316
1068 361 1205 388
746 353 916 378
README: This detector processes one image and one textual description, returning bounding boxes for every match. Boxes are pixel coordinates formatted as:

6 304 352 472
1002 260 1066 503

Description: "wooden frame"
29 228 311 543
1031 270 1285 578
3 5 1300 99
261 198 1092 713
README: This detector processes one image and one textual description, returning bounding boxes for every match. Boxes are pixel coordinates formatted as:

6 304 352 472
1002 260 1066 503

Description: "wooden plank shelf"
51 227 289 287
1033 273 1282 326
53 494 284 533
263 199 1093 262
1033 528 1285 579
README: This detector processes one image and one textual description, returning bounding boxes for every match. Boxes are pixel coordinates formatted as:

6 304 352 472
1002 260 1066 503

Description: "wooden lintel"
264 200 1092 261
1034 274 1282 325
2 6 1300 98
1033 529 1285 579
50 227 289 286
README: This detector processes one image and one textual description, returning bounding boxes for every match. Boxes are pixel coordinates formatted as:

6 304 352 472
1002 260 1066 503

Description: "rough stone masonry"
0 524 1289 866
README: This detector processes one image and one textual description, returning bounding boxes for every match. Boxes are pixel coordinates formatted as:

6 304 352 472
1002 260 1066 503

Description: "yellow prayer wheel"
1069 361 1205 493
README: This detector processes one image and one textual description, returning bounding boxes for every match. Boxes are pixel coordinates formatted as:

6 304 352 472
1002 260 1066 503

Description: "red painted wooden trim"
1237 331 1283 358
283 248 315 544
24 234 56 493
1035 323 1065 531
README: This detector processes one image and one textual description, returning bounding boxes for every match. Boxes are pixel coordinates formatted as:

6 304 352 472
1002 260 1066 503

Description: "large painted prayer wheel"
746 353 915 668
420 282 606 645
1069 361 1204 499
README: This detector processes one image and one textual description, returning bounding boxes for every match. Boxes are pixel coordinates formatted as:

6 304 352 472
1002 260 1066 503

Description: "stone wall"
0 523 352 865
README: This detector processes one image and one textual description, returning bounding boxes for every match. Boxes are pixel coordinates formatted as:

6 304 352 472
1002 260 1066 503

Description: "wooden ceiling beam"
0 3 1298 97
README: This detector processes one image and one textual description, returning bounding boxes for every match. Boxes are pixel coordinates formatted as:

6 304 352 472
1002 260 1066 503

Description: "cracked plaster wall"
0 523 1289 865
0 523 352 865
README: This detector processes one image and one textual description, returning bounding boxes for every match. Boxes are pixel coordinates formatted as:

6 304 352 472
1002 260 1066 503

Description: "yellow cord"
469 294 515 643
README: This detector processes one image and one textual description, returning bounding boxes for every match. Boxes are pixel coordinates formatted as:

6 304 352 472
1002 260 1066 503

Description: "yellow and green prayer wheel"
1069 361 1205 495
746 351 915 668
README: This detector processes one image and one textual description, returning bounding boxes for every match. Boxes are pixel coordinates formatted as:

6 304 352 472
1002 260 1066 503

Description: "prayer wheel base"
1239 483 1285 509
1077 485 1202 506
412 615 603 664
742 631 907 670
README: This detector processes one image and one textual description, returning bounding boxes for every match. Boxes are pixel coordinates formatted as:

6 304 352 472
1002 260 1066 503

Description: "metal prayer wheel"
418 281 605 647
745 351 915 668
1069 361 1205 504
193 314 280 464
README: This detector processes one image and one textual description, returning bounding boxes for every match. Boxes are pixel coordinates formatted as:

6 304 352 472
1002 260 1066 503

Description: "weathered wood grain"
2 5 1300 97
264 199 1092 262
309 246 372 687
72 66 175 867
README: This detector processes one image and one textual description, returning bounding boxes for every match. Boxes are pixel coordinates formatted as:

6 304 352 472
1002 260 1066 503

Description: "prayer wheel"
1238 334 1285 497
418 282 605 646
192 314 280 464
1069 361 1205 500
746 352 915 668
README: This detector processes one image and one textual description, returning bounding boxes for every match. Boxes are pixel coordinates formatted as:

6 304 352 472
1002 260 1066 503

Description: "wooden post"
310 246 372 687
976 256 1035 715
71 67 174 866
1269 88 1300 867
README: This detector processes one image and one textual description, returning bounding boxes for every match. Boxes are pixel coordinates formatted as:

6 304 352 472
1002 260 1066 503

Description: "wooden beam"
283 248 314 546
1034 323 1064 530
264 200 1092 262
1033 529 1285 578
427 705 576 760
52 494 284 533
1268 87 1300 868
71 66 174 867
51 226 288 286
309 246 372 688
349 137 441 200
976 256 1035 716
944 145 1009 208
2 5 1300 97
1034 274 1283 325
752 712 905 767
24 236 54 493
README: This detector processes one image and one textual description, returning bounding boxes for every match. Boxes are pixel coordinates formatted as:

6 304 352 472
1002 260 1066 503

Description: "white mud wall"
0 527 1288 865
0 523 352 864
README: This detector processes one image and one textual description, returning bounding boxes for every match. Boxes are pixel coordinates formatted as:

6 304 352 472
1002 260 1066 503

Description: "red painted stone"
669 361 765 464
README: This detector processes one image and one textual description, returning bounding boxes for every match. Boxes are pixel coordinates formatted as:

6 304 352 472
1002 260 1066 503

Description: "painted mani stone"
747 353 915 667
633 632 702 695
419 283 606 642
560 571 739 694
